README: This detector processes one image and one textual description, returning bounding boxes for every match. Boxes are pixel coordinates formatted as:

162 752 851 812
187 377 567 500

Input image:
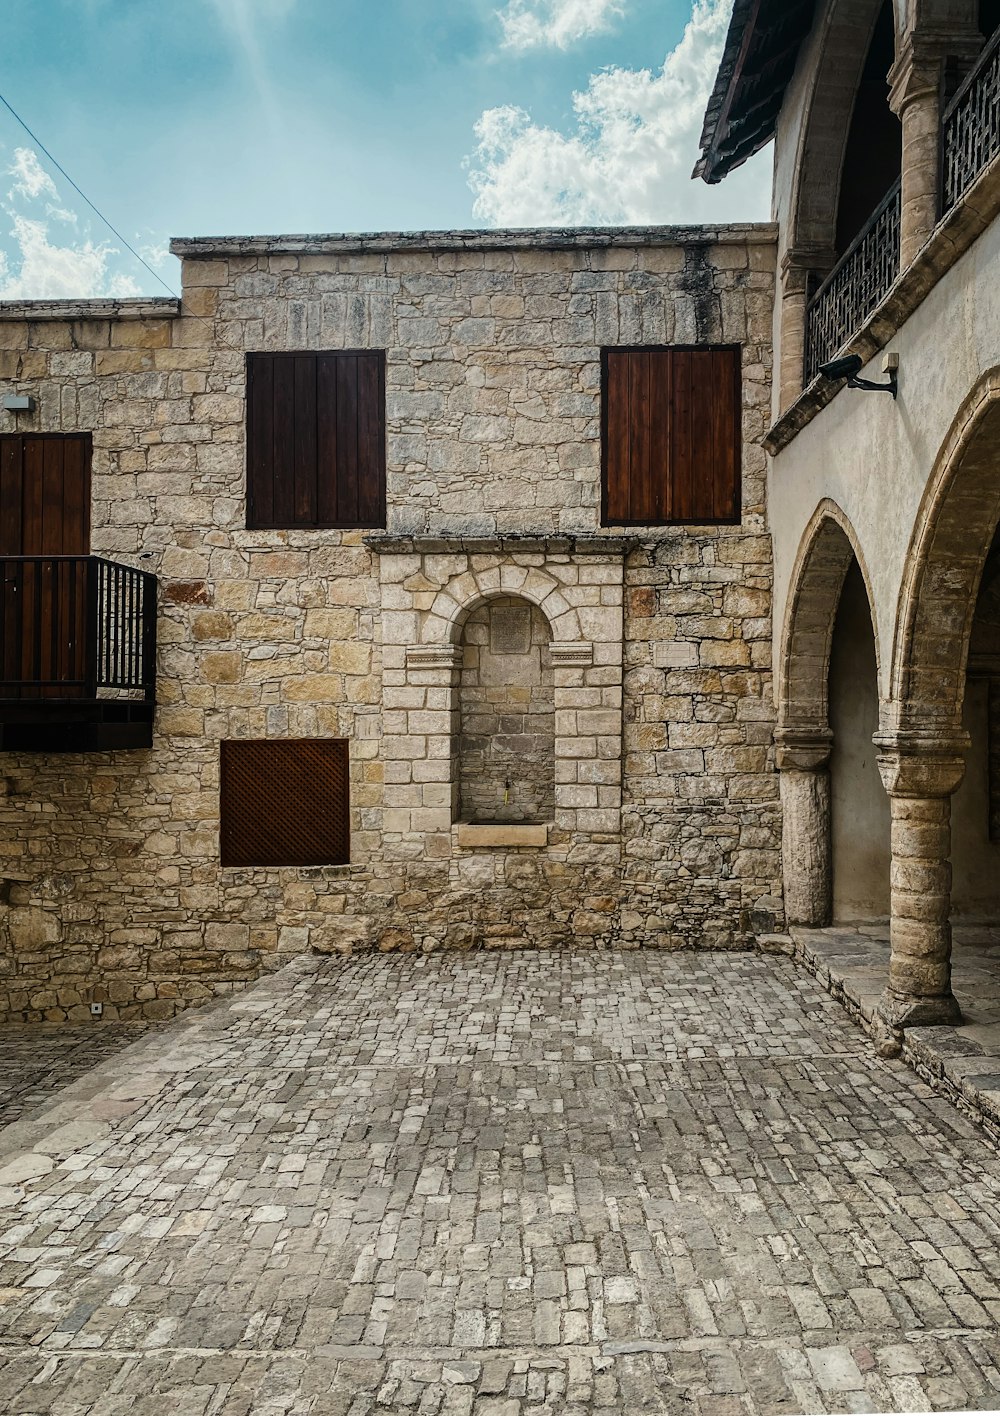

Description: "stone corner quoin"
0 225 779 1023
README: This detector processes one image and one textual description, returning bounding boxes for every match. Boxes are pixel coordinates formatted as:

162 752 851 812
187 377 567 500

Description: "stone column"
779 247 834 408
875 736 967 1030
776 727 834 926
889 33 980 267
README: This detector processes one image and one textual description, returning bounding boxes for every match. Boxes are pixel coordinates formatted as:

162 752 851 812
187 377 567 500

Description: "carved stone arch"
891 369 1000 736
779 500 881 734
423 566 583 648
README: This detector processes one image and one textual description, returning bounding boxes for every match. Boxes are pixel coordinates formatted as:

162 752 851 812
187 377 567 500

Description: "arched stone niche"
456 596 554 825
369 536 626 857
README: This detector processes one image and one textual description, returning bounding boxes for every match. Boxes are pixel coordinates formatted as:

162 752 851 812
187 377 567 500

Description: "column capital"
774 725 833 773
873 728 969 797
889 30 981 113
779 245 835 292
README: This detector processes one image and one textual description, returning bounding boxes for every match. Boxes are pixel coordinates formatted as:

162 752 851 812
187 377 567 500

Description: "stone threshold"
761 925 1000 1145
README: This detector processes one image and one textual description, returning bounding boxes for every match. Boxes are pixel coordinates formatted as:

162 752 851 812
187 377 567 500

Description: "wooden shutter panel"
602 347 741 525
220 739 350 866
0 434 91 555
246 352 385 529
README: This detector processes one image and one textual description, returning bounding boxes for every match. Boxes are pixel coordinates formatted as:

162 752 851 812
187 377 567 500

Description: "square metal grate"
220 738 350 867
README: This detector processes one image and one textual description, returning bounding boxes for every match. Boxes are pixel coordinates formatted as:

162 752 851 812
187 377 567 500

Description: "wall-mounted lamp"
818 352 898 399
2 395 35 413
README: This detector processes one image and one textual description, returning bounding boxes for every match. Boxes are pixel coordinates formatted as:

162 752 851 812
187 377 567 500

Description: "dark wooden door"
0 435 92 697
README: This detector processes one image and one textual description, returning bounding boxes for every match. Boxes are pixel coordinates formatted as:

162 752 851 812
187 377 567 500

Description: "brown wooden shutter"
0 433 91 554
220 739 350 866
246 352 385 529
0 435 91 701
602 347 741 525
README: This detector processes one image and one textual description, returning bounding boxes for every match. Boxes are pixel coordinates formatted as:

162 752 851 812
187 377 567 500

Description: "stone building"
698 0 1000 1050
0 228 779 1021
8 0 996 1054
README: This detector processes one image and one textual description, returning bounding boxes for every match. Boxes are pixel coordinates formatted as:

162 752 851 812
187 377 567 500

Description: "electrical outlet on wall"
90 1002 103 1017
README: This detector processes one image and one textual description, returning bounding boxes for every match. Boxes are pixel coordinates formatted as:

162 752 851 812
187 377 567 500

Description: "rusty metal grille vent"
220 739 350 867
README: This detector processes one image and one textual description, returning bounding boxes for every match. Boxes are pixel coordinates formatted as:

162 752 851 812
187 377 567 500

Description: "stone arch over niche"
777 502 883 924
891 371 1000 738
373 538 625 859
455 595 555 826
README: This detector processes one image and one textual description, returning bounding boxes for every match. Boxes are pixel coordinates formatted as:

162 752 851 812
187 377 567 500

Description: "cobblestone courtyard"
1 952 1000 1415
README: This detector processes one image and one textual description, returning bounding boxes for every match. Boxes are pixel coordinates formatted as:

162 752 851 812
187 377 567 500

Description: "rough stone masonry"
0 225 779 1021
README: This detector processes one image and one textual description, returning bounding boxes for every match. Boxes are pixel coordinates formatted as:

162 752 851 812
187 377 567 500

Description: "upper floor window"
246 351 386 530
601 346 742 526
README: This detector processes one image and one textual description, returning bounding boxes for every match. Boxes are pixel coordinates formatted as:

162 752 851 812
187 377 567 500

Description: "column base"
877 986 963 1031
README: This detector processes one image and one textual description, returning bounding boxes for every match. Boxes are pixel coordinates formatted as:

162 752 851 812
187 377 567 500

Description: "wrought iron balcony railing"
804 179 902 386
942 26 1000 214
0 556 156 702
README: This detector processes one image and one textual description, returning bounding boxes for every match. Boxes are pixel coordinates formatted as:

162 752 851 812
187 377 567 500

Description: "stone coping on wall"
765 151 1000 456
0 298 180 322
170 224 778 258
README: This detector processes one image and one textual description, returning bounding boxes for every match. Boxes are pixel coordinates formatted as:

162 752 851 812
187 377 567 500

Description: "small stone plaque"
490 605 531 655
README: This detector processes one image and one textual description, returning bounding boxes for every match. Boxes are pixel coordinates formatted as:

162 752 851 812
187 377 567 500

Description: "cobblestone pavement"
1 951 1000 1415
0 1024 150 1128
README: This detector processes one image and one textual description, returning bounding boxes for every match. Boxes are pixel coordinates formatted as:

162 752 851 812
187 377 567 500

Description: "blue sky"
0 0 771 298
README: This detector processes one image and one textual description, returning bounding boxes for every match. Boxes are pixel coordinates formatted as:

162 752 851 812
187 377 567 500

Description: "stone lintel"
0 298 181 323
405 645 462 670
549 644 595 668
365 534 630 557
454 823 550 849
170 225 778 259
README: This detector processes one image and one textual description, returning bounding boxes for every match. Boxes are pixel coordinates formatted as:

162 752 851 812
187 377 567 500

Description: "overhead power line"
0 89 179 298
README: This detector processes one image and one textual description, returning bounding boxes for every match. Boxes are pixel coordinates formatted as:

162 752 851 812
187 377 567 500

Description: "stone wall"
0 227 779 1021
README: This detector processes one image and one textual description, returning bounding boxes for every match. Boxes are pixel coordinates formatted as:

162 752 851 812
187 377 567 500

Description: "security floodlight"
817 352 897 398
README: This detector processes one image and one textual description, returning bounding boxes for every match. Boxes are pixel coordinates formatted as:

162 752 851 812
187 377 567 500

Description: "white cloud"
7 147 58 203
469 0 771 226
0 148 141 299
498 0 625 51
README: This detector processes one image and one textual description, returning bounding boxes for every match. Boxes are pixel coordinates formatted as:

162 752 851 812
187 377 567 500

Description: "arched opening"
456 595 554 825
778 507 887 928
834 0 901 256
829 560 890 919
884 382 1000 1025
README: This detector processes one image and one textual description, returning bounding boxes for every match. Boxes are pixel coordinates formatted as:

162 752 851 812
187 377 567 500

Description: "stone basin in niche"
454 823 550 848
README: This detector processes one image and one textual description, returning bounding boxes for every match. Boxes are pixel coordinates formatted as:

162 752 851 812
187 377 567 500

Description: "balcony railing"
804 179 902 386
942 26 1000 214
0 556 156 701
